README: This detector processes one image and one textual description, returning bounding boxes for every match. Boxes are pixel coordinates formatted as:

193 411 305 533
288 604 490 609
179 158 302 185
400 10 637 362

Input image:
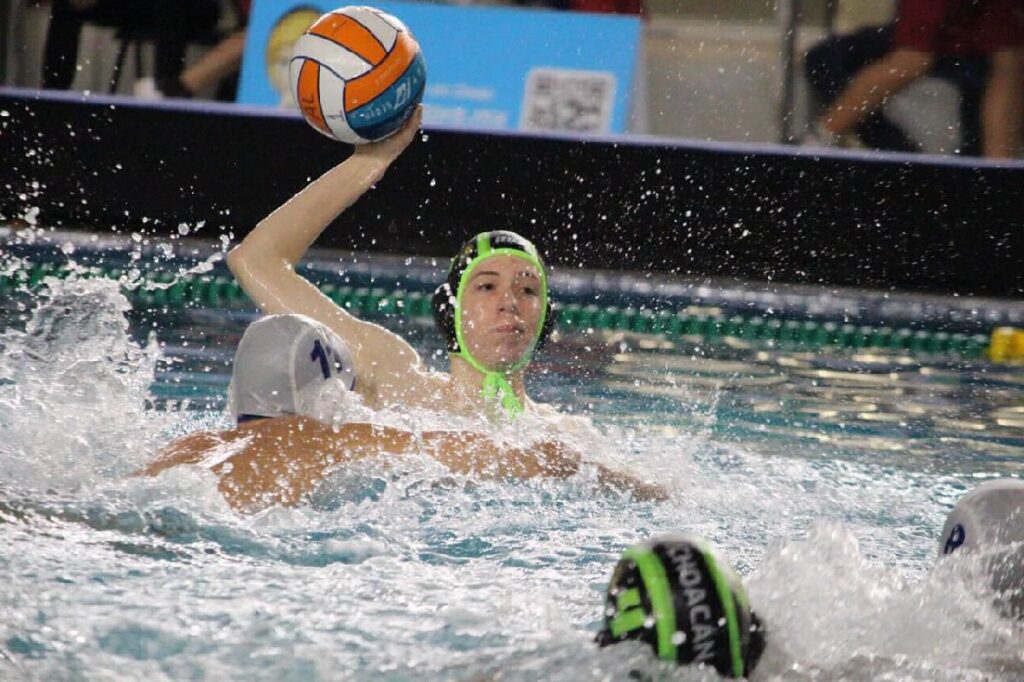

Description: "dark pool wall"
2 88 1022 297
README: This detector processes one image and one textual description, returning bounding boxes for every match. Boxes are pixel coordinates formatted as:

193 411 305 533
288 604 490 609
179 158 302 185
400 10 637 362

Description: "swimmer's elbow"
225 244 245 276
226 243 295 310
226 242 272 279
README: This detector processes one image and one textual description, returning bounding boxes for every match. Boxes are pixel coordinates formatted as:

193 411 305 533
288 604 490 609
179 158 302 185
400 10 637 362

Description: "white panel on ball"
366 7 410 37
291 33 373 81
349 8 399 51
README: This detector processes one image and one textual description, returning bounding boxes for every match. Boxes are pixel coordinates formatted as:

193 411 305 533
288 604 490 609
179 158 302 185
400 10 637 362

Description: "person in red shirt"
817 0 1024 158
569 0 643 14
510 0 643 15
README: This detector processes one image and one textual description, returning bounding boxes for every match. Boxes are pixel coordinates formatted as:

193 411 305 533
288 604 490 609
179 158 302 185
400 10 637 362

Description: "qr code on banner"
520 69 617 134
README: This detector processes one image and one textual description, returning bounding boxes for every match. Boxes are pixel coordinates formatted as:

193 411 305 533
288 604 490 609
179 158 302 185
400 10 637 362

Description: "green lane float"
0 262 996 359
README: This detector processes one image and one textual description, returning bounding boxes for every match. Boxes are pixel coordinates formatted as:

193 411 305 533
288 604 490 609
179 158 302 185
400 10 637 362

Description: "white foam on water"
750 523 1024 680
0 275 171 489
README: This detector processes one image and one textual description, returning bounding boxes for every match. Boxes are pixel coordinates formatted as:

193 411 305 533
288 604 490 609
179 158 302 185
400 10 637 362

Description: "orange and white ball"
289 6 426 144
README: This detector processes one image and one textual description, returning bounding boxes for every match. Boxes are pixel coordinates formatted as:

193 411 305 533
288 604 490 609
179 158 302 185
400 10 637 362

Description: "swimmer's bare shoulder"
138 429 245 475
141 418 569 510
142 414 665 512
141 417 417 511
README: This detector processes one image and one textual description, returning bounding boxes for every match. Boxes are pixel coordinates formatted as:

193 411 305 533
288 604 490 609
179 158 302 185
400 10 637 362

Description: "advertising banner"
237 0 642 134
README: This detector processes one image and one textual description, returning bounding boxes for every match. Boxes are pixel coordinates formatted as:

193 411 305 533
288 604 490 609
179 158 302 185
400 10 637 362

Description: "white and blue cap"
227 314 356 423
938 478 1024 617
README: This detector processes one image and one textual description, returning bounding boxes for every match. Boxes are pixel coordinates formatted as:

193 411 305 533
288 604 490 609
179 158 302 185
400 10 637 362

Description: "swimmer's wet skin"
141 415 667 513
141 313 665 512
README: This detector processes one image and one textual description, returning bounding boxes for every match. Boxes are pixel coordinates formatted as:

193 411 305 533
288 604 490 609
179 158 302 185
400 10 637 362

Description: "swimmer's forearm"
417 434 582 480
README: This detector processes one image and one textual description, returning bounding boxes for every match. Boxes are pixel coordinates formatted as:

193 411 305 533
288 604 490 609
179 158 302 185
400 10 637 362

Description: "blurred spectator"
807 0 1024 159
157 0 250 100
805 25 983 154
508 0 571 8
41 0 224 94
568 0 643 13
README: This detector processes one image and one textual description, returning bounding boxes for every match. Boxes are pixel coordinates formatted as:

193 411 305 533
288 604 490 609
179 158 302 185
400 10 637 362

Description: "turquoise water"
1 228 1023 680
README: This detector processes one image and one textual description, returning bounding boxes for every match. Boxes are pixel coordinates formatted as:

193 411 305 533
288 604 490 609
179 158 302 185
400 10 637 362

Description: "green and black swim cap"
596 534 766 679
431 231 555 416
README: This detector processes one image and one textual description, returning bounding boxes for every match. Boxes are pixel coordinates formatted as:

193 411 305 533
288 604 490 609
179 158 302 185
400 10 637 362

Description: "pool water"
1 228 1023 680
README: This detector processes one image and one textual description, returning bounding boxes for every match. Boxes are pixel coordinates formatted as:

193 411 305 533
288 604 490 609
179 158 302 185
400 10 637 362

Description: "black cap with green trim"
596 534 766 679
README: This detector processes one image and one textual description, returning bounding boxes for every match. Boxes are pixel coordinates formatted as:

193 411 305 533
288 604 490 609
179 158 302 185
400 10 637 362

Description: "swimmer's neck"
448 354 528 404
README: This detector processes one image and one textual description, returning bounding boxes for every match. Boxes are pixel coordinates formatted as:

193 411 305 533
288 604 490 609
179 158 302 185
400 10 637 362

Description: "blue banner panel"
238 0 641 134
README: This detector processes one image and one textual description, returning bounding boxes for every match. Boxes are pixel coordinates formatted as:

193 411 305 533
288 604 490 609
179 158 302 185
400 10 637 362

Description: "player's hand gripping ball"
289 6 426 144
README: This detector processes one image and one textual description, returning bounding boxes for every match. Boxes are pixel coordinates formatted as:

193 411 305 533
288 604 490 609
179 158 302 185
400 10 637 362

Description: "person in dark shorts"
41 0 221 92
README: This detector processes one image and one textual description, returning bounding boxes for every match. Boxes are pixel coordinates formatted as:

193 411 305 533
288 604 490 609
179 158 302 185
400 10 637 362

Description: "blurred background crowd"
2 0 1021 158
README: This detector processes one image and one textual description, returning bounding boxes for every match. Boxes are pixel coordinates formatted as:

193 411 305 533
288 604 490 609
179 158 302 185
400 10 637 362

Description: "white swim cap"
938 478 1024 617
227 314 356 422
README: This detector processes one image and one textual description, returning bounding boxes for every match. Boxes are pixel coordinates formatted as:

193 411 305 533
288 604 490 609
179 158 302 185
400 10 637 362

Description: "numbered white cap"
228 314 356 422
938 478 1024 617
939 478 1024 556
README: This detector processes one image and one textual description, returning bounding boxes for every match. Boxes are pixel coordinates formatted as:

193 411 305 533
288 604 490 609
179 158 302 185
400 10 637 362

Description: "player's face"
459 255 544 371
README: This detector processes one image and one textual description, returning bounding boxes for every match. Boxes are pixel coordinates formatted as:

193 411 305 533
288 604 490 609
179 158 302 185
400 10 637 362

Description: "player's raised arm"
226 108 424 393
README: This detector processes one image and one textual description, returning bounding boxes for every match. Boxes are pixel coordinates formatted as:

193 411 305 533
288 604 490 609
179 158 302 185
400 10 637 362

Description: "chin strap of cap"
456 349 525 418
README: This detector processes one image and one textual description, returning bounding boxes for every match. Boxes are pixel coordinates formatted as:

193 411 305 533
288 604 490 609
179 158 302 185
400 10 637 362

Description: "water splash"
750 523 1024 680
0 275 168 488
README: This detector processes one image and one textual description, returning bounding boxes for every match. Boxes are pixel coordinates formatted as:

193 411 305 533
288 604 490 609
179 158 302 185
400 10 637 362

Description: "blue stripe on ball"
348 53 427 141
